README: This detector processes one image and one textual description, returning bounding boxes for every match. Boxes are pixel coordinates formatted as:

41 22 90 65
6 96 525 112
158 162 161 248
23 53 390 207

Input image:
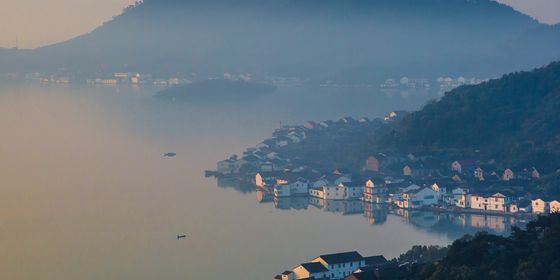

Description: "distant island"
156 79 276 102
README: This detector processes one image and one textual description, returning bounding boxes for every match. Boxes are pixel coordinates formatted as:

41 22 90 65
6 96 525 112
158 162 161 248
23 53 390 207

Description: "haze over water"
0 85 517 279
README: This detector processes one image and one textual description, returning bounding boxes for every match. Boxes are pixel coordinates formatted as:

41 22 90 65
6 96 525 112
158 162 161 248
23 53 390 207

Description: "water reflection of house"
406 211 440 228
363 203 388 225
256 190 274 204
467 214 507 233
309 198 363 215
274 197 309 210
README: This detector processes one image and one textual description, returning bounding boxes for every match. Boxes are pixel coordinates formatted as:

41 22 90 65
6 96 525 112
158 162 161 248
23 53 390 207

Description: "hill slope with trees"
391 61 560 173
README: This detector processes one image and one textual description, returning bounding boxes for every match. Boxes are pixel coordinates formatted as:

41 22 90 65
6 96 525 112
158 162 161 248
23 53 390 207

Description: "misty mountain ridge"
3 0 560 81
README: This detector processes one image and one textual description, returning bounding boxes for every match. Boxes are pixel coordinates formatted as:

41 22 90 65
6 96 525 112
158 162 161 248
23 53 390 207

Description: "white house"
309 184 348 200
311 251 365 280
549 200 560 213
532 199 546 214
408 187 439 208
363 180 388 203
470 193 506 212
292 262 329 280
309 187 325 199
343 184 364 200
274 179 310 197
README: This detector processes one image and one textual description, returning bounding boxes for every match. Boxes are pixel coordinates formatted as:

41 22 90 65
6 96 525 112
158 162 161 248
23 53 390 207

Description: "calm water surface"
0 84 517 280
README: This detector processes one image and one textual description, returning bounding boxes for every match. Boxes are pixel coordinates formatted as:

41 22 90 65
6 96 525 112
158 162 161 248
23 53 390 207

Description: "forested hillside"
393 61 560 172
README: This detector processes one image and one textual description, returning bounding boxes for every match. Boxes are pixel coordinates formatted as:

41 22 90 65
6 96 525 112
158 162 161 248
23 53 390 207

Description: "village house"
408 187 439 208
532 198 546 214
455 193 470 208
502 168 515 181
309 184 360 200
278 251 386 280
273 178 309 198
532 168 541 179
291 262 330 279
344 184 364 200
311 251 366 279
363 180 388 203
470 193 507 212
451 160 477 174
403 165 412 176
474 167 485 181
395 187 438 209
549 200 560 213
508 202 519 213
365 156 380 172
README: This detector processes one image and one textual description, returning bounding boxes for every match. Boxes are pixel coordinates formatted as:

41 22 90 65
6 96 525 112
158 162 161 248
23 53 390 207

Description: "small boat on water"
177 234 187 240
164 152 177 157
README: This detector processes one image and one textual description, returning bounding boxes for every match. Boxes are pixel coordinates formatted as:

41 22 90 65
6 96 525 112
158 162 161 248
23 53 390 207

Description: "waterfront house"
532 198 546 214
455 193 470 208
507 202 519 213
363 180 388 203
273 179 309 197
470 193 506 212
311 251 365 279
343 183 364 200
309 187 325 199
549 200 560 213
394 187 438 209
452 187 469 207
408 187 439 208
309 184 351 200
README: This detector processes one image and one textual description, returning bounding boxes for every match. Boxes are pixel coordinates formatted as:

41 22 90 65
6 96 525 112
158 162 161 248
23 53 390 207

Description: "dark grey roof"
364 255 388 266
300 262 329 273
318 251 363 264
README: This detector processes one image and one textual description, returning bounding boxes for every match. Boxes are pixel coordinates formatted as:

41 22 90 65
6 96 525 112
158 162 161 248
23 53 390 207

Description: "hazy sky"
0 0 559 49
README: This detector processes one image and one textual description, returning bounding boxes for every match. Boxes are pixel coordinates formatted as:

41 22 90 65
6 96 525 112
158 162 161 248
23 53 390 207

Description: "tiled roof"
299 262 329 273
317 251 363 264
